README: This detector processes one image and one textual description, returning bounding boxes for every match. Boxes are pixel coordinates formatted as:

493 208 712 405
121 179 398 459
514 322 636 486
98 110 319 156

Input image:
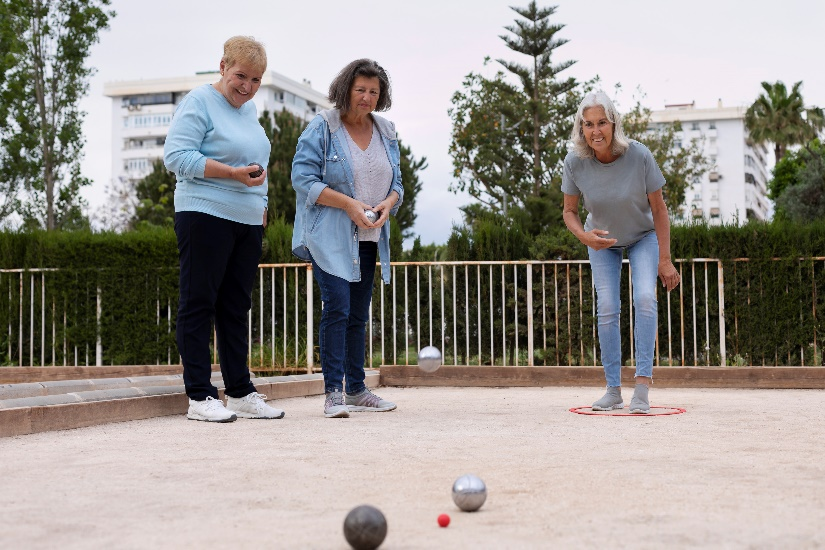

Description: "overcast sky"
79 0 825 245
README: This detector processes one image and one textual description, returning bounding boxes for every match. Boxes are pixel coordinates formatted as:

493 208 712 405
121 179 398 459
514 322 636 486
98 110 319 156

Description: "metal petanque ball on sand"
417 345 442 373
452 474 487 512
343 504 387 550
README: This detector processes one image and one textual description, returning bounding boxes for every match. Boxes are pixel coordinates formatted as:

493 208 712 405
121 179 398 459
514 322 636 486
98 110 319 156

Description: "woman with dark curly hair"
292 59 403 418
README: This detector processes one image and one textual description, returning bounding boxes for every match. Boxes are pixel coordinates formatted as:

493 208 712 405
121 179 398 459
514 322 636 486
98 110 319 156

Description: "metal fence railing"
2 258 823 370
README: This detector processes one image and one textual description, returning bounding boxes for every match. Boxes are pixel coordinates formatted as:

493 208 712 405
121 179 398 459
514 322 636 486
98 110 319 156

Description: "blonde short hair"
570 91 630 159
222 36 267 74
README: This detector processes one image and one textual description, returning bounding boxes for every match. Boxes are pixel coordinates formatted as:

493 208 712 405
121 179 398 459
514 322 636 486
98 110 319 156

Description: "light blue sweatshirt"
164 84 270 225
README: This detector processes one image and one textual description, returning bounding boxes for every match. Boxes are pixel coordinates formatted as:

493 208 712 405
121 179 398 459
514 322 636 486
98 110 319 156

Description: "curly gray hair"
570 91 630 159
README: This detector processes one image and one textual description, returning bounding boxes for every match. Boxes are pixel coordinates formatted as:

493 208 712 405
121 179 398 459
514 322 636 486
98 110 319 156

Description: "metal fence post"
306 264 314 374
717 260 726 367
527 264 534 366
96 286 102 366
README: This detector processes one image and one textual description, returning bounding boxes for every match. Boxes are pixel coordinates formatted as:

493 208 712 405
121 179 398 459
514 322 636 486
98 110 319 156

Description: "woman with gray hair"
292 59 403 418
561 91 680 413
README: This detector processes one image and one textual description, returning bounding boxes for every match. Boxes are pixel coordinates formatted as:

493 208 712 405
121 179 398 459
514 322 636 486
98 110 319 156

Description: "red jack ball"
438 514 450 528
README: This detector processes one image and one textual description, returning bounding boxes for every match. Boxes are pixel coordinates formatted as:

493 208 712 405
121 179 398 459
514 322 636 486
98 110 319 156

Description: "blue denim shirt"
291 109 403 284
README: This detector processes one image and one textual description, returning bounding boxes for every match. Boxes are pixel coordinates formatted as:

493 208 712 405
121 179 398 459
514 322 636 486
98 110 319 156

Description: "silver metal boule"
364 210 378 224
417 345 442 373
452 474 487 512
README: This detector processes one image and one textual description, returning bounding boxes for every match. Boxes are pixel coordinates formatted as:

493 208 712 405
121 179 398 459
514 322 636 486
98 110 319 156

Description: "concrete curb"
379 365 825 388
0 370 380 438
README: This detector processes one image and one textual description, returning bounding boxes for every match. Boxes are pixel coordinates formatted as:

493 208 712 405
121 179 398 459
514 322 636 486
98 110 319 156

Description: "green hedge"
1 219 824 367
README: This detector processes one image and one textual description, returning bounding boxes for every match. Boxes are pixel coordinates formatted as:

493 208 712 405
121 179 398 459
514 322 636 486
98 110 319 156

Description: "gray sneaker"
629 384 651 414
324 390 350 418
592 386 624 411
345 388 397 412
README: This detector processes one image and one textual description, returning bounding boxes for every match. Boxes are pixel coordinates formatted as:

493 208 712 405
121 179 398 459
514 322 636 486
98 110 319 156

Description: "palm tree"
745 81 825 163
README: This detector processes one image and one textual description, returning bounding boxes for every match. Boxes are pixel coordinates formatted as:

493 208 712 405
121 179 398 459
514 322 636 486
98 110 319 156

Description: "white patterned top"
342 123 393 243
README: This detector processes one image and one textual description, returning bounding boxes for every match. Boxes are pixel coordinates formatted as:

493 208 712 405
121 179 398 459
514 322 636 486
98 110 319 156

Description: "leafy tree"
449 2 582 229
132 160 176 229
260 108 304 226
772 140 825 223
774 152 825 223
745 81 824 163
450 70 528 214
395 137 426 239
768 142 815 201
0 0 114 230
0 0 26 226
621 93 711 217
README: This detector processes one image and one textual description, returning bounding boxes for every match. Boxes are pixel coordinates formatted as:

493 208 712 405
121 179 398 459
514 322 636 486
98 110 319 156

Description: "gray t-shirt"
561 140 665 247
343 124 392 243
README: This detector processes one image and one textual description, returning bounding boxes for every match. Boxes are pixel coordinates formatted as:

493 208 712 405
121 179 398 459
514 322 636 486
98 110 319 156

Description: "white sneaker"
226 392 285 419
187 396 237 423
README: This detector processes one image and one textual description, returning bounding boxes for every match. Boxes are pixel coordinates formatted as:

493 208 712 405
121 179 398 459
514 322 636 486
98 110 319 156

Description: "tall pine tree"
449 2 583 231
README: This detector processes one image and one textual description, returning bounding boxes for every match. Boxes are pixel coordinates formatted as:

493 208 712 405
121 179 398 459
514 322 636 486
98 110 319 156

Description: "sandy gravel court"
1 386 823 549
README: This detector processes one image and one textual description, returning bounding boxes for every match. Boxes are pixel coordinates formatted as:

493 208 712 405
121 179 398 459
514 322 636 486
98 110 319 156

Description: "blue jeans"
311 241 377 394
588 231 659 387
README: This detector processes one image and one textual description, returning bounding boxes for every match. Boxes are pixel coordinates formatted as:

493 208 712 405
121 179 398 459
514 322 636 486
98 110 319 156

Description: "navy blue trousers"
175 211 262 401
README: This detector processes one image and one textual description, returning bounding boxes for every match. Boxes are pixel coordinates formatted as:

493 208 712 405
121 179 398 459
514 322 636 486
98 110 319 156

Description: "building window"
125 158 149 173
691 122 700 131
709 121 717 129
122 93 174 107
126 114 172 128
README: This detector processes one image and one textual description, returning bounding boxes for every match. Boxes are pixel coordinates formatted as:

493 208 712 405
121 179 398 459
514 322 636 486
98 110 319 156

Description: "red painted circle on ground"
569 406 687 416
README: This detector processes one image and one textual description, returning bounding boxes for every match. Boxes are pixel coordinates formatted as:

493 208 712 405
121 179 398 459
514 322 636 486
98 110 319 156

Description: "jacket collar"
320 108 396 140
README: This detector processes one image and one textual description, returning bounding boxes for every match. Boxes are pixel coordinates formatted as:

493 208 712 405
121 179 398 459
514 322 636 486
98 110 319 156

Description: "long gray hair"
570 91 630 159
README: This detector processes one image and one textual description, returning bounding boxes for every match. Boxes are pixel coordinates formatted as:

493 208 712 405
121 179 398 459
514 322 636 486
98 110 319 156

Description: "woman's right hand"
233 165 267 187
582 229 617 250
346 199 378 229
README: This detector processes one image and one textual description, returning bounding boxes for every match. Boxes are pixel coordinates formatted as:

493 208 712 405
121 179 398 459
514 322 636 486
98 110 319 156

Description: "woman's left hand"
658 260 681 291
371 196 395 228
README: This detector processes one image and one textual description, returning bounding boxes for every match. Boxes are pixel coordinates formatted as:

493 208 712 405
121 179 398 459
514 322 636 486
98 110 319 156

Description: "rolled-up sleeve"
291 120 328 207
164 96 209 179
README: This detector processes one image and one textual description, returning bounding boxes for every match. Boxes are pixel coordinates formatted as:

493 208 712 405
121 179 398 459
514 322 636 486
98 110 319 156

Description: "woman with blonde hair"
165 36 284 422
562 91 680 414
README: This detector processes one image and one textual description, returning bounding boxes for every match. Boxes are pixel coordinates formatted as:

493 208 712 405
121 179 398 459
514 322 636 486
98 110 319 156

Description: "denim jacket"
291 109 403 284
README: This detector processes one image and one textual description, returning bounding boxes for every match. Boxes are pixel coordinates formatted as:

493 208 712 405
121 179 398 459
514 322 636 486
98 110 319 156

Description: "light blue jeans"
588 231 659 387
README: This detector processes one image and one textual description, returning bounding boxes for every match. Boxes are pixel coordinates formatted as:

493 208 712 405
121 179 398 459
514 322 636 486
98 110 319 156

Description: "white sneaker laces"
202 396 224 411
246 393 268 411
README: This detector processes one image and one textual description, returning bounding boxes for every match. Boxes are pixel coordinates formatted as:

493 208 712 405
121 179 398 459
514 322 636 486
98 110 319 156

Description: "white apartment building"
650 102 772 225
103 71 331 185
